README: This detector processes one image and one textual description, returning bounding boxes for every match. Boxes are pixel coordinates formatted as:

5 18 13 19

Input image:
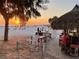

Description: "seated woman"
60 32 69 54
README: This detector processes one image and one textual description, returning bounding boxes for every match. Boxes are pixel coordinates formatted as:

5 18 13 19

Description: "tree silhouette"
0 0 48 41
48 16 58 24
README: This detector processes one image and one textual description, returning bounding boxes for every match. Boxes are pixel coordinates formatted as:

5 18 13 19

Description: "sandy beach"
0 35 32 59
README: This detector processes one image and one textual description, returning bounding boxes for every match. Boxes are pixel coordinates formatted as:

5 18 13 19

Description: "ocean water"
0 25 63 40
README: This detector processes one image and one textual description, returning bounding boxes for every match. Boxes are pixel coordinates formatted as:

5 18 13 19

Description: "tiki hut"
51 4 79 32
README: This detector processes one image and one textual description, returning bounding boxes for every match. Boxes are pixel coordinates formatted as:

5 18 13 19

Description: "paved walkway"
46 38 79 59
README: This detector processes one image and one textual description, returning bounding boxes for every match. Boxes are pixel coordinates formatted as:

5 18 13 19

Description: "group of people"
59 31 79 56
35 27 44 36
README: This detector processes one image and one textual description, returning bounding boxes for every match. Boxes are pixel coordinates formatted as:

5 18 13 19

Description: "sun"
15 16 20 24
16 20 20 24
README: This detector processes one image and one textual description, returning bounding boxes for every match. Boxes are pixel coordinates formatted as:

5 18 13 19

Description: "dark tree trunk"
4 17 9 41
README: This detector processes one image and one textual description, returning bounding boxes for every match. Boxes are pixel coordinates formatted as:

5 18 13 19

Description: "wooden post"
16 42 20 59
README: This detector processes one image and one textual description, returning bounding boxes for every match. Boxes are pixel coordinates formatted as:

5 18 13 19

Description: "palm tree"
0 0 48 41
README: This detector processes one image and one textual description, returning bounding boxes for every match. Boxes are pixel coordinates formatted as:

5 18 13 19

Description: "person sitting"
60 32 69 54
39 31 43 36
59 33 64 46
70 32 79 55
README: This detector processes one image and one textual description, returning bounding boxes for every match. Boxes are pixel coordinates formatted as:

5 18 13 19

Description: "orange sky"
0 15 5 26
11 17 49 26
0 15 49 26
27 17 49 26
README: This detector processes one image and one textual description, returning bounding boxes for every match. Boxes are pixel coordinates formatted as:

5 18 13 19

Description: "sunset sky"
0 0 79 26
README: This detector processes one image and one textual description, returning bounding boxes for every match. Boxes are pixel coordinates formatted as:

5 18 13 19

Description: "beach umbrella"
51 4 79 30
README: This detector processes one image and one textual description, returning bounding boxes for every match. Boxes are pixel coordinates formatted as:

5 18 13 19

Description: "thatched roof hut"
51 4 79 30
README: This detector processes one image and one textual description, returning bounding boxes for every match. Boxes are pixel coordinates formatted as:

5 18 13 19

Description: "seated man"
71 36 78 44
70 33 79 55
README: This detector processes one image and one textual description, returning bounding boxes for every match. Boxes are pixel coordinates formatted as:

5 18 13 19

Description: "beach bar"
51 4 79 32
51 4 79 56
